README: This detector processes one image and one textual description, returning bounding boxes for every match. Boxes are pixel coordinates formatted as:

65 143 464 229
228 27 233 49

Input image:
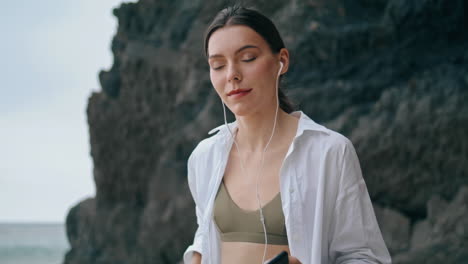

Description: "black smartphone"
267 251 289 264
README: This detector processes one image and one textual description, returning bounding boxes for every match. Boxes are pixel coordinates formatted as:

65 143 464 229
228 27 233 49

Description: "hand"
264 254 302 264
288 256 302 264
191 252 201 264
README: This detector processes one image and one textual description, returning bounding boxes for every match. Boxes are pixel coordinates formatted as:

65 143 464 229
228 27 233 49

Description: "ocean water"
0 223 69 264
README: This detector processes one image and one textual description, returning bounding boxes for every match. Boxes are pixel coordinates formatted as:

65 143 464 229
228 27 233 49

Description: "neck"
233 107 294 153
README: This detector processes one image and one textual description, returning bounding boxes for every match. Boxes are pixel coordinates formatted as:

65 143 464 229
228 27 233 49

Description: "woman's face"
207 25 286 117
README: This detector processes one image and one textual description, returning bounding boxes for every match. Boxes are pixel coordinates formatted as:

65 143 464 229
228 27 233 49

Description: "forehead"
207 25 269 56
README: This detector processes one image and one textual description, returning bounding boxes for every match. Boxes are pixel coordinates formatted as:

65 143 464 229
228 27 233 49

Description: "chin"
226 104 254 118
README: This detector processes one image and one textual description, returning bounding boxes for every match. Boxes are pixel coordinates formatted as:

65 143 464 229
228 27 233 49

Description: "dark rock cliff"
64 0 468 263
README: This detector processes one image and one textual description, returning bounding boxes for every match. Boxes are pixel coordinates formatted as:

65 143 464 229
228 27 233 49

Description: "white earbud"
279 61 283 75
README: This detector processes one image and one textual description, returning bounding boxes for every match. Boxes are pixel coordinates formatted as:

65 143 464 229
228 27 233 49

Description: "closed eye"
242 57 256 62
212 65 225 70
211 56 256 70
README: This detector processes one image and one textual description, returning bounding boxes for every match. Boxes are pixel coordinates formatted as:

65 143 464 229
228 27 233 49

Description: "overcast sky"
0 0 136 223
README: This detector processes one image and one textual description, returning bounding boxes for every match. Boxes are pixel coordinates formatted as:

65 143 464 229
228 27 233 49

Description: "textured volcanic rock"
392 186 468 263
65 0 468 263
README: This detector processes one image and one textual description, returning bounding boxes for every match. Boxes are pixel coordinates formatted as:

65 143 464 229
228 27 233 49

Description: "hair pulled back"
204 5 295 113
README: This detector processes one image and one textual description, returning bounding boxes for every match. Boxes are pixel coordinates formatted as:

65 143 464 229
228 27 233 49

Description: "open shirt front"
183 111 391 264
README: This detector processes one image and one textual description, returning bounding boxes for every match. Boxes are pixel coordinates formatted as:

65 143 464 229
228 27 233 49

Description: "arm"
183 205 203 264
183 152 204 264
328 139 391 264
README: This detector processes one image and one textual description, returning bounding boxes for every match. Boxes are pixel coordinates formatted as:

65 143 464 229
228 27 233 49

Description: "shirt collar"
207 110 330 137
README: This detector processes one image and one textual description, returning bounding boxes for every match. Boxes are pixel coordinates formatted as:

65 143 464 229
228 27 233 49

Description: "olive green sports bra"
213 181 288 245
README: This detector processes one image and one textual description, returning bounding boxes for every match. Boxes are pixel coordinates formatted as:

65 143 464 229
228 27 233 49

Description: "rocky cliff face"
64 0 468 263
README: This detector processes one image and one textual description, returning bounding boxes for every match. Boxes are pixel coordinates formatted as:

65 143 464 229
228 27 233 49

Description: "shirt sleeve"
328 139 392 264
183 152 204 264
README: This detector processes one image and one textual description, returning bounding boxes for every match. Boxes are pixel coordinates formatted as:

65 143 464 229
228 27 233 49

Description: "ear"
278 48 290 75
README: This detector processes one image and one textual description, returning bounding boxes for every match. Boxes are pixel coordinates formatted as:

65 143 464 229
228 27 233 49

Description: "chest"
221 145 290 211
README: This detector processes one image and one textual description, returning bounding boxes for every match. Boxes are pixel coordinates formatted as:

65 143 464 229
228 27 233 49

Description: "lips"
227 88 253 96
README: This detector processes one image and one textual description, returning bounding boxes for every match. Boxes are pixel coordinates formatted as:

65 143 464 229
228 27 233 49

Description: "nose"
227 63 242 82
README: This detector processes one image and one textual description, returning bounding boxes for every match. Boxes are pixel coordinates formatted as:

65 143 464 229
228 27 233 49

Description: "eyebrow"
208 45 259 59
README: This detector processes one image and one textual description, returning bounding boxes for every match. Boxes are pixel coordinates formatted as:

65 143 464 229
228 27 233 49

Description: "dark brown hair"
204 5 296 113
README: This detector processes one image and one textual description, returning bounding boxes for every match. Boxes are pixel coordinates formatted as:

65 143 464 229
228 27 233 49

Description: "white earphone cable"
221 62 283 264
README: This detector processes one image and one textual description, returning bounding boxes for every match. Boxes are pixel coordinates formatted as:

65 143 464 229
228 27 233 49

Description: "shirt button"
289 188 295 193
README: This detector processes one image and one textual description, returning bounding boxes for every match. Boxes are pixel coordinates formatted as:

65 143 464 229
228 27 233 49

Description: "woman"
183 6 391 264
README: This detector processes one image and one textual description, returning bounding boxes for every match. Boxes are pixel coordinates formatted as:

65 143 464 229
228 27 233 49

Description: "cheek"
250 59 275 82
210 72 225 96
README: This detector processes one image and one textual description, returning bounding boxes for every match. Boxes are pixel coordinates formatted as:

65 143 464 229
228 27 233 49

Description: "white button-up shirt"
183 111 391 264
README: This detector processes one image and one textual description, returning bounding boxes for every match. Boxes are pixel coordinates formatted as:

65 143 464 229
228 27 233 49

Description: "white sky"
0 0 137 223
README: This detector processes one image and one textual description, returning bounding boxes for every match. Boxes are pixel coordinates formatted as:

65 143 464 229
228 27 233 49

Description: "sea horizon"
0 222 69 264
